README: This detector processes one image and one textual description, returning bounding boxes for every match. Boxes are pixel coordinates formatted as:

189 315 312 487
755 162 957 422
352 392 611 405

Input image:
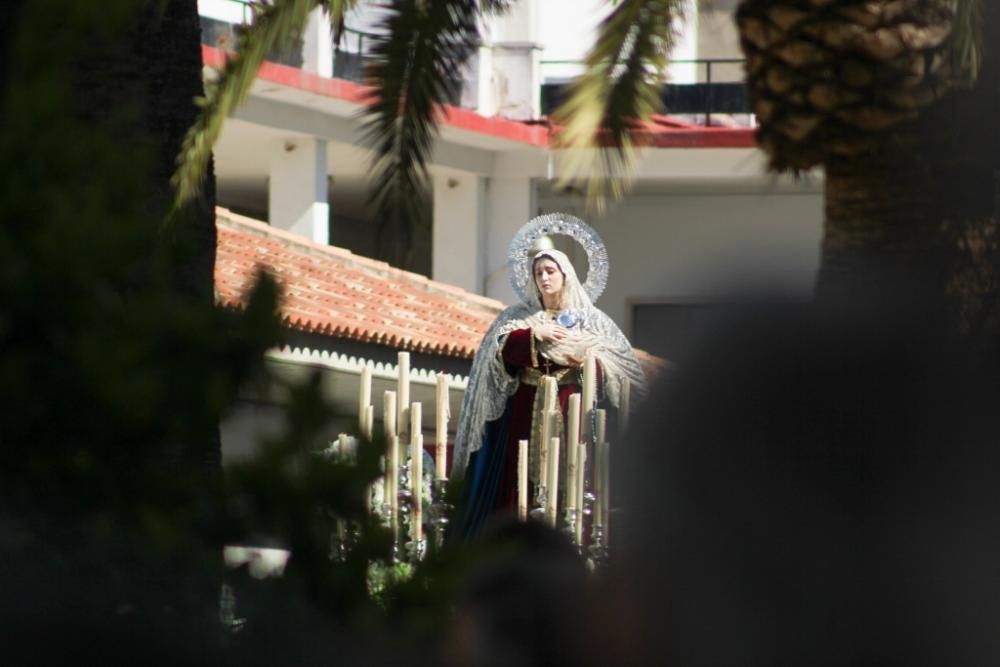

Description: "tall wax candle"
547 436 561 527
411 433 423 542
538 377 557 487
410 401 422 450
384 390 397 439
581 355 597 442
575 443 587 546
364 405 374 441
517 439 528 521
338 433 350 463
595 409 607 457
389 434 400 516
359 365 372 435
435 373 449 481
565 393 581 511
397 352 410 442
594 409 607 527
602 439 611 543
619 377 631 438
384 390 397 510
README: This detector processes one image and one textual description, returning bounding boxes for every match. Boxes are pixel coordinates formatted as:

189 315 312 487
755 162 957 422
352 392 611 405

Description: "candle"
389 434 400 515
411 432 423 542
410 401 422 447
582 355 597 442
538 378 556 487
397 352 410 441
619 377 631 438
383 391 397 514
384 390 397 439
364 405 374 441
565 393 581 511
547 436 560 527
602 439 611 544
338 432 350 463
594 409 607 528
575 442 586 546
359 365 372 435
435 373 449 481
518 439 528 521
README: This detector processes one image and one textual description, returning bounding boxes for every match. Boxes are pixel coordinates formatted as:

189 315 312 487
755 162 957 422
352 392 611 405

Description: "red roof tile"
215 208 503 358
215 208 667 377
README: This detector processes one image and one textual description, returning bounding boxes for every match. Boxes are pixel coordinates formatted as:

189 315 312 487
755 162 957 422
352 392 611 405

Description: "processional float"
333 213 629 568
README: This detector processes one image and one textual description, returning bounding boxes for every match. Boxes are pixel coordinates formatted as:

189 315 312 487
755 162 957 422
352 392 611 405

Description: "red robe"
494 328 598 510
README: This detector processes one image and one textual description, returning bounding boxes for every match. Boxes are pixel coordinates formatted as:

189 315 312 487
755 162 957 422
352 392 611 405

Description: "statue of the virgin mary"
452 214 646 539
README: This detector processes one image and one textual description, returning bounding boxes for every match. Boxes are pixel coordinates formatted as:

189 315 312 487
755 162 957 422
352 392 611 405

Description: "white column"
483 176 536 303
301 7 334 78
268 138 330 245
486 0 541 120
432 170 484 294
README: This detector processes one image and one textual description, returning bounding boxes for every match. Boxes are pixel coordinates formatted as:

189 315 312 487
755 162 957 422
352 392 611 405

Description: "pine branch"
551 0 684 208
360 0 481 266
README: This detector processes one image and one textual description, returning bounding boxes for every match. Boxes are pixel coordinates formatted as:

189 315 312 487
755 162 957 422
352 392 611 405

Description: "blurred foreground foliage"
0 2 529 664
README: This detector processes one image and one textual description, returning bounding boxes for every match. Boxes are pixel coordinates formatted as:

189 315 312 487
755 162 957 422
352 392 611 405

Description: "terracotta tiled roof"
214 208 503 359
215 208 668 376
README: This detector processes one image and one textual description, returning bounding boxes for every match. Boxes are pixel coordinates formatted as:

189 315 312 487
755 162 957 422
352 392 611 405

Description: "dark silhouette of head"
608 302 1000 666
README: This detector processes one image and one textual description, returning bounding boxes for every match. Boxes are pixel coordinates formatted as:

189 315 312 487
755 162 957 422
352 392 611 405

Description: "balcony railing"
198 0 473 107
540 58 751 127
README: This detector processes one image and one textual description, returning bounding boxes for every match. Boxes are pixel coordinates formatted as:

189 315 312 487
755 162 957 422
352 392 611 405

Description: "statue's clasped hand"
533 323 569 344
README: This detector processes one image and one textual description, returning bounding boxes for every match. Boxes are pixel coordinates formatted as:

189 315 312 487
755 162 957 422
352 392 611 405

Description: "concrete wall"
537 188 824 334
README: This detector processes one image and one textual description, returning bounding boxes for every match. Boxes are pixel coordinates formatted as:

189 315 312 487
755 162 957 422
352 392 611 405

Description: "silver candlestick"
530 483 548 521
430 478 451 550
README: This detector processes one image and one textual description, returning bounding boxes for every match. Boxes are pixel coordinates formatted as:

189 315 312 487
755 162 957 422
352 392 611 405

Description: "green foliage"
1 2 588 660
552 0 684 208
360 0 481 267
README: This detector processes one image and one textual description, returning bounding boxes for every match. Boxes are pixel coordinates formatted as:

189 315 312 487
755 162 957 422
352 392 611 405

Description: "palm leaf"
551 0 684 208
360 0 481 266
172 0 359 209
480 0 517 14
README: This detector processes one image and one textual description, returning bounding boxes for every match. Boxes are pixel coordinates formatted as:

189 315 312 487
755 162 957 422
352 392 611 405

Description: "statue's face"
533 257 565 302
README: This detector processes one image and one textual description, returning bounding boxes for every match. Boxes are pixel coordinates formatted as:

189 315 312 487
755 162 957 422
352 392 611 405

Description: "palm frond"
360 0 481 266
172 0 317 208
952 0 983 86
329 0 361 45
480 0 517 15
551 0 684 208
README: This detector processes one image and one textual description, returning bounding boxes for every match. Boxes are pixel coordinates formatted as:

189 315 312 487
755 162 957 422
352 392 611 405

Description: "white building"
200 0 822 366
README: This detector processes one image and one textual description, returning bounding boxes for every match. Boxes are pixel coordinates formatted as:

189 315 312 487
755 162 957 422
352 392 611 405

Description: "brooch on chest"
554 309 587 329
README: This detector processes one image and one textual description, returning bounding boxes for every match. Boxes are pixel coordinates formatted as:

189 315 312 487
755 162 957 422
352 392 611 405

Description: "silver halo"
507 212 609 304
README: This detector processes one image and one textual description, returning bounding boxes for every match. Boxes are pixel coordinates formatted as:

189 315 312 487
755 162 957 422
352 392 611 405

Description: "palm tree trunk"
73 0 222 479
816 3 1000 338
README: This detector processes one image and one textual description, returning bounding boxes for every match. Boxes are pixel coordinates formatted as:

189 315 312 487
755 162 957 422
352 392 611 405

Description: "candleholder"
562 508 579 545
430 479 451 549
405 537 427 563
588 523 607 567
330 519 349 562
396 474 412 565
530 483 548 521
